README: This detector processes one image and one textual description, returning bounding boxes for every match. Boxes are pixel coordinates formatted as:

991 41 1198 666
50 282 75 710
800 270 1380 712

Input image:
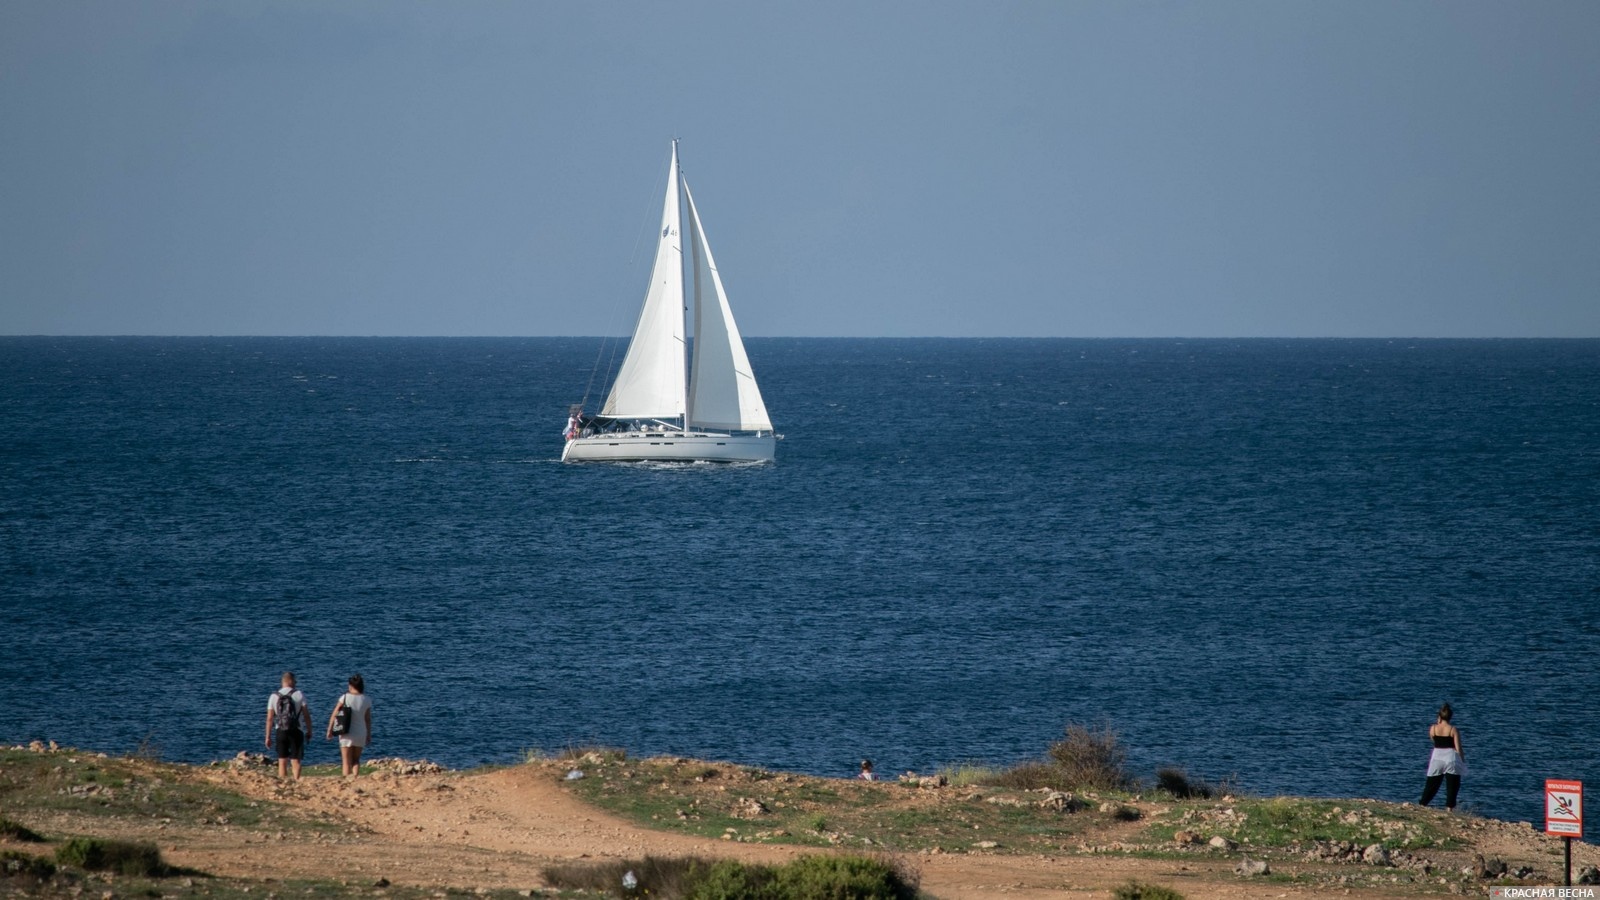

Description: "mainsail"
601 144 686 420
684 179 772 432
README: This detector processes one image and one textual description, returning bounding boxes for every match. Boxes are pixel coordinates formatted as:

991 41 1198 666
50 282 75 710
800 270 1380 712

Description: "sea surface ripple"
2 336 1597 826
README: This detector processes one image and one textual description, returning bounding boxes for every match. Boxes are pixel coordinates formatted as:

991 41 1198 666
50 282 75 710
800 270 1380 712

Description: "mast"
675 139 689 433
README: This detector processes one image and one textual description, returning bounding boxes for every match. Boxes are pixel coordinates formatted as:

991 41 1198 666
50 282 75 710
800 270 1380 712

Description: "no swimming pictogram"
1546 779 1583 837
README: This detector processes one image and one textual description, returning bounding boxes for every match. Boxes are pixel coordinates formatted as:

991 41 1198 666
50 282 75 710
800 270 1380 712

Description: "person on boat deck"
1417 703 1466 811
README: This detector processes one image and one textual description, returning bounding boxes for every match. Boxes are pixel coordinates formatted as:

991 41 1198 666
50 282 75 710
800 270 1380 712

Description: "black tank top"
1432 733 1454 748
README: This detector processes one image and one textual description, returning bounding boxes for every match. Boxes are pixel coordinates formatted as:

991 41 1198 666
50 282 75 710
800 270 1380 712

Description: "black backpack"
274 690 301 733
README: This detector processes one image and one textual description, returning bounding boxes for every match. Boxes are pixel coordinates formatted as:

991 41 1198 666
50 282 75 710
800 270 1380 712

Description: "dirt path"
157 762 1493 899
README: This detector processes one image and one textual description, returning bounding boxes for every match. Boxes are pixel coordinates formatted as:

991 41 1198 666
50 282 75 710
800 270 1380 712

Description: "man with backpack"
264 671 312 780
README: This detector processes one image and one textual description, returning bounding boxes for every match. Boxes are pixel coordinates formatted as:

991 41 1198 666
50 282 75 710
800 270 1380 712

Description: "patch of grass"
301 763 378 778
193 877 540 899
55 837 165 876
1112 881 1186 900
1119 848 1206 861
981 762 1067 790
544 854 712 898
565 760 774 844
0 748 329 834
1 849 57 882
1239 798 1450 849
558 744 629 763
937 763 1003 787
0 816 45 842
1143 796 1455 851
790 782 844 804
560 755 1102 855
544 854 918 900
7 865 533 900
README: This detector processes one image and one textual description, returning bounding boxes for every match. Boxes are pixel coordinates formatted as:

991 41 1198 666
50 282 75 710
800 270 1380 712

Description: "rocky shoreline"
4 740 1599 898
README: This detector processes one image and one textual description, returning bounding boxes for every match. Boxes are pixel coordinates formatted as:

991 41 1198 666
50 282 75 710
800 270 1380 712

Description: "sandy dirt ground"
110 760 1586 899
7 752 1597 900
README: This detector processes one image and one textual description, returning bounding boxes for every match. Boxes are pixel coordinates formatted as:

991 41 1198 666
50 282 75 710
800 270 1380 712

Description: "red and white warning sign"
1545 779 1583 837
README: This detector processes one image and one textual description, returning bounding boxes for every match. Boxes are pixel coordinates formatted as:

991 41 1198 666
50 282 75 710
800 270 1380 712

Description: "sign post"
1545 779 1584 886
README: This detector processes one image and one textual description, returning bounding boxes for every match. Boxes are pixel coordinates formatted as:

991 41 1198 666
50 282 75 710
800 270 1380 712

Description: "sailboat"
562 141 776 463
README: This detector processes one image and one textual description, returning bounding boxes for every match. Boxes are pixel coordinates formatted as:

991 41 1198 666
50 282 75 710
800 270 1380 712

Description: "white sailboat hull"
562 431 774 463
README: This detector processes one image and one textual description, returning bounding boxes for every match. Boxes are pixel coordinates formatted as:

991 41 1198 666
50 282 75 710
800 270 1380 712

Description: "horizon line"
4 333 1599 341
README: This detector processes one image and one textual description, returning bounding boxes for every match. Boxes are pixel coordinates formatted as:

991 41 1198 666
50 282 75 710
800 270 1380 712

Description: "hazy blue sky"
3 1 1596 337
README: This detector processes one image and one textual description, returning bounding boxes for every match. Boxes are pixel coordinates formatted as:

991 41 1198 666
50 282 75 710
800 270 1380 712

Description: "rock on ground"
1234 856 1270 877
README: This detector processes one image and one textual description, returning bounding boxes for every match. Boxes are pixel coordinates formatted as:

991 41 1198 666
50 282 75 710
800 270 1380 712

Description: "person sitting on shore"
1418 702 1466 811
858 759 876 781
265 672 311 781
326 673 373 778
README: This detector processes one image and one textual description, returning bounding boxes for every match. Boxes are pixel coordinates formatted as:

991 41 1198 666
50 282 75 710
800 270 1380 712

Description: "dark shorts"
274 728 304 761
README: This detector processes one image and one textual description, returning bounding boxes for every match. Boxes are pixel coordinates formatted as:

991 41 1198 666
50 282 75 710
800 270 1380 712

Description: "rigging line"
579 146 676 411
560 127 612 414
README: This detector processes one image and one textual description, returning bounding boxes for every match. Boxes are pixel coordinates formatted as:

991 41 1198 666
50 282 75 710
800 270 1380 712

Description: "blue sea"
3 337 1597 828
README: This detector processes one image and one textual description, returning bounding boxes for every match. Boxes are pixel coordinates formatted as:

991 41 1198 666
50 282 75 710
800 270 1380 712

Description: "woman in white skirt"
326 674 373 778
1418 703 1465 810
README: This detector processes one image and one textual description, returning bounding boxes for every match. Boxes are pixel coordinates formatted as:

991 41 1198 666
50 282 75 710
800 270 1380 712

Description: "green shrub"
54 837 165 876
686 859 778 900
1 850 57 882
0 817 44 842
976 722 1134 792
770 854 918 900
1046 723 1130 791
1155 767 1214 800
131 733 163 761
1112 881 1185 900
